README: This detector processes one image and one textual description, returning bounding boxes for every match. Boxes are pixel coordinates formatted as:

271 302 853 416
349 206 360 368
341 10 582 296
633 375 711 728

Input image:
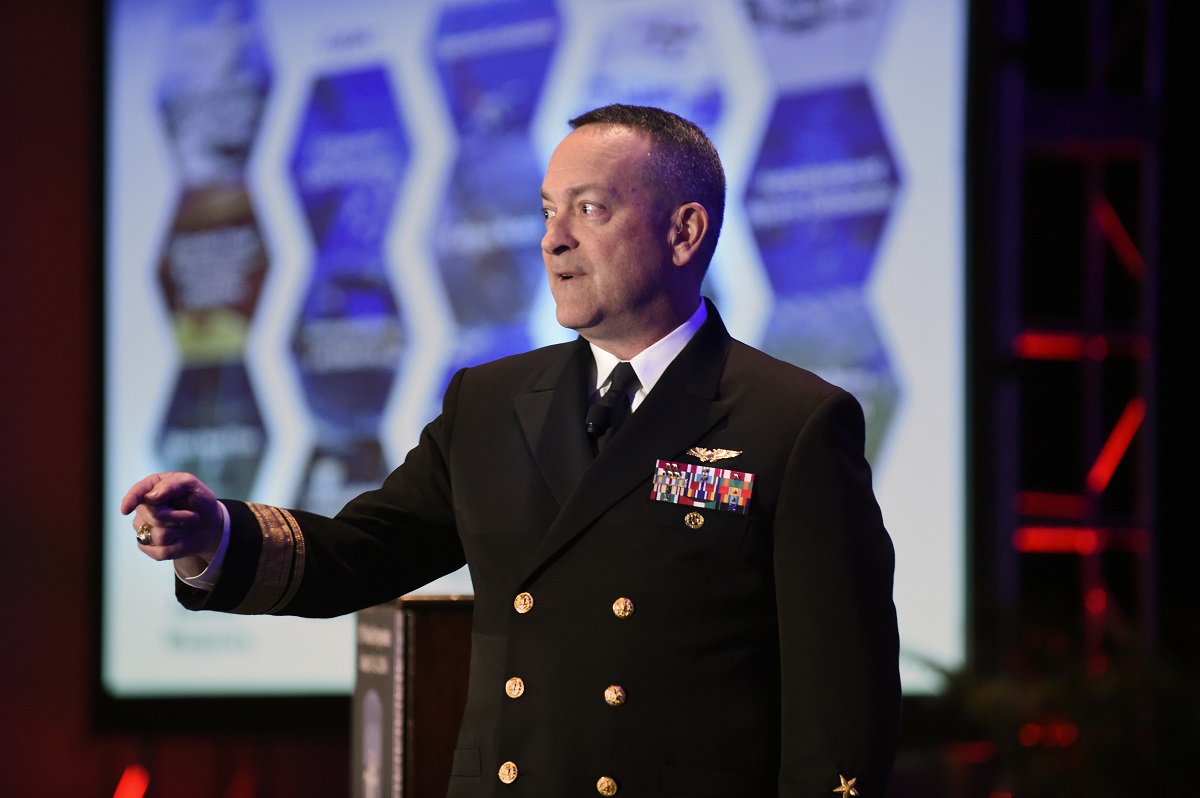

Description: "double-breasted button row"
496 762 618 794
508 594 532 707
503 591 627 793
515 591 636 618
504 677 624 707
515 592 636 618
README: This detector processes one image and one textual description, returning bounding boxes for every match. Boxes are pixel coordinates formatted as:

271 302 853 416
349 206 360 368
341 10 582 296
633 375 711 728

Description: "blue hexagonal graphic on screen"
745 84 902 461
291 253 406 436
433 0 559 137
746 84 900 295
156 0 273 186
577 9 724 135
289 255 405 514
289 67 410 252
431 0 559 379
288 66 411 506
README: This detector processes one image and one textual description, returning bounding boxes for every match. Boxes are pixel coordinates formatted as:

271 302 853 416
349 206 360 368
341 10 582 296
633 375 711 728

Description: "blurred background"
0 0 1192 796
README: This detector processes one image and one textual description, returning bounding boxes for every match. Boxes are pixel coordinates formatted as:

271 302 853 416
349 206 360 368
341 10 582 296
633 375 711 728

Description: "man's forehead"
541 126 651 196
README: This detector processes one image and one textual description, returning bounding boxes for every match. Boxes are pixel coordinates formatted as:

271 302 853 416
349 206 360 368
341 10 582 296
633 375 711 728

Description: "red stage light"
1091 194 1145 279
1013 331 1086 360
112 764 149 798
1013 526 1100 554
1086 397 1146 494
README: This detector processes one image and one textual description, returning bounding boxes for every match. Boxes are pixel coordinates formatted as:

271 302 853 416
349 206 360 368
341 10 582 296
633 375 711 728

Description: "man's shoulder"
713 338 872 432
693 303 845 402
725 338 843 398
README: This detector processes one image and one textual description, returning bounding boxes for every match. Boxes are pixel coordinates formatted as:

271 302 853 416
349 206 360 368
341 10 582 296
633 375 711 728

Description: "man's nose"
542 214 577 255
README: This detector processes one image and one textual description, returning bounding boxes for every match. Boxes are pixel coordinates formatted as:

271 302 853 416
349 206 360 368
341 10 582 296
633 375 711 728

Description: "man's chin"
555 309 599 335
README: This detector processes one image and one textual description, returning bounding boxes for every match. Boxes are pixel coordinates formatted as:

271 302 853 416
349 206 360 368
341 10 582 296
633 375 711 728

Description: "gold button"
604 685 626 706
612 597 635 618
596 775 619 795
513 592 534 613
498 760 518 784
505 676 525 698
684 511 704 529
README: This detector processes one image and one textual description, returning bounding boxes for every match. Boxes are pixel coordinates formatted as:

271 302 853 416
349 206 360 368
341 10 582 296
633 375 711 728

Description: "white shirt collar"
589 300 708 411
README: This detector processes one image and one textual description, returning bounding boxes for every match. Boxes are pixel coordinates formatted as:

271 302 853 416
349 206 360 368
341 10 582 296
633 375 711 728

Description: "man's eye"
581 202 598 215
542 208 554 222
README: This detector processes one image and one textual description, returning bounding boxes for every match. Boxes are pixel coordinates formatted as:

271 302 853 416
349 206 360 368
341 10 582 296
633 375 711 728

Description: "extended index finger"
120 473 166 515
120 471 200 514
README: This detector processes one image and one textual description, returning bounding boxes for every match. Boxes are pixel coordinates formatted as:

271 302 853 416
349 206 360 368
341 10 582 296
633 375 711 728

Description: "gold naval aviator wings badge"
686 446 742 463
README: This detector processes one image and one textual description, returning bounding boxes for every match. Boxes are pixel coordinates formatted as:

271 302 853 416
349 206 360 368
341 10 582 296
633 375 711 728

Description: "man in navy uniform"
124 104 901 797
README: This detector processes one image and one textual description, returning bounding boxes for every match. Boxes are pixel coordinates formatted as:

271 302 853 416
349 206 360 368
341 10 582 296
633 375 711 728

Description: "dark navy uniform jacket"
179 301 902 797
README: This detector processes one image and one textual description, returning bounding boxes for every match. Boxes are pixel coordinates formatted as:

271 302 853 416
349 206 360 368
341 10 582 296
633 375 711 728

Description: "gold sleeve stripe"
236 503 307 614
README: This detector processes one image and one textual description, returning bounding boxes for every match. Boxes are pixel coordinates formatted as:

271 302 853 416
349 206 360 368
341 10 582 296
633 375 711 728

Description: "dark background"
1 0 1190 795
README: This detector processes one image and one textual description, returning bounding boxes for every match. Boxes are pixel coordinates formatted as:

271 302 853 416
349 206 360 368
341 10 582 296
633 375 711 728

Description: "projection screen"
103 0 966 702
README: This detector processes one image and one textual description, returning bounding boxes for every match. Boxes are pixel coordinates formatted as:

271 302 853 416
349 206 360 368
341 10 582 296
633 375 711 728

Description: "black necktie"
586 361 639 451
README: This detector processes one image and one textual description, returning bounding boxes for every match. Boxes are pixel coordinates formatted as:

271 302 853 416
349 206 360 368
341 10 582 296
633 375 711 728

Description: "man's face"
540 124 680 356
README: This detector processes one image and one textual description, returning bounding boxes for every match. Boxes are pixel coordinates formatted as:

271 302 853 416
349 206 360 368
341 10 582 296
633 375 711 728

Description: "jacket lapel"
517 302 735 587
514 337 595 508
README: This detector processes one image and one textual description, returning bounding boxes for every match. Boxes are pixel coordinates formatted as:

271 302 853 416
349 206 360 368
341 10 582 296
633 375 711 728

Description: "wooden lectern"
351 596 473 798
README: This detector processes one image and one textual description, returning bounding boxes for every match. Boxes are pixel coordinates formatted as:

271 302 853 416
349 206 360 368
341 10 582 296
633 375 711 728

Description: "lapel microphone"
585 403 613 437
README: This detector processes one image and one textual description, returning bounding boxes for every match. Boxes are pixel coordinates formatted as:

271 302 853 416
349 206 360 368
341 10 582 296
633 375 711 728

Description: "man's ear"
669 202 709 266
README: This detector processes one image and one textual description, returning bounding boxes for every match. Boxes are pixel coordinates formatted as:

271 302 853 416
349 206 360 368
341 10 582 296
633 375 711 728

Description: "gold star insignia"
832 774 858 797
687 447 742 463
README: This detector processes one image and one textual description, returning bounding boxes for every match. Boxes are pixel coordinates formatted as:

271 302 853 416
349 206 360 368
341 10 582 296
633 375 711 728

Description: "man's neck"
583 297 704 361
588 300 708 405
